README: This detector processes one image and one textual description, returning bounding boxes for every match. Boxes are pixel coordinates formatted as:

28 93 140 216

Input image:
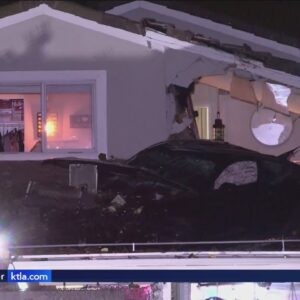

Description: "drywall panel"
192 82 300 158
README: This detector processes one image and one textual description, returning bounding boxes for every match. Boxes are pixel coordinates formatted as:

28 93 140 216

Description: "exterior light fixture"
213 92 225 142
213 111 225 142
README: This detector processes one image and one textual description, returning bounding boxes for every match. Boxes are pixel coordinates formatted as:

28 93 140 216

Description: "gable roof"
0 1 300 87
0 1 148 46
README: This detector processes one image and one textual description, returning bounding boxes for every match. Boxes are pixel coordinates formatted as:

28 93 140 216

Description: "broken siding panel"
288 92 300 114
230 76 257 104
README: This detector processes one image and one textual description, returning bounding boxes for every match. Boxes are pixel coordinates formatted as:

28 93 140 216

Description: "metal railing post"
282 239 285 252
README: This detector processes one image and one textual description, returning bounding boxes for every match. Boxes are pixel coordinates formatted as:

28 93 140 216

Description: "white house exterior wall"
0 15 167 159
1 7 300 160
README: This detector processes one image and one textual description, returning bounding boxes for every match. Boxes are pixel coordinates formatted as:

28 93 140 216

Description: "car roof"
130 139 277 160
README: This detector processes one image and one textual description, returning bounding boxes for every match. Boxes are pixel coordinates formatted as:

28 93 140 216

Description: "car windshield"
129 147 217 189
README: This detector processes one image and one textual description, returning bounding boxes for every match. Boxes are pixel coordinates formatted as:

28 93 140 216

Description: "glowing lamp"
45 113 57 137
45 121 56 136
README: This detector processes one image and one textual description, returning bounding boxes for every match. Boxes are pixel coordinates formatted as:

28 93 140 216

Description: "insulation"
230 75 257 104
261 83 289 115
252 80 264 102
288 90 300 114
199 72 232 91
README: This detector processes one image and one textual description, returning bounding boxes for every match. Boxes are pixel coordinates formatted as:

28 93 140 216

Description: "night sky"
75 0 300 46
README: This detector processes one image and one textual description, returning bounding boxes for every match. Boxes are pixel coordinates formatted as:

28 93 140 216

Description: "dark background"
62 1 300 47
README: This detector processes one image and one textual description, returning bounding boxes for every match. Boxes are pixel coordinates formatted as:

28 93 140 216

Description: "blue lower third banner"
2 270 300 282
7 270 52 282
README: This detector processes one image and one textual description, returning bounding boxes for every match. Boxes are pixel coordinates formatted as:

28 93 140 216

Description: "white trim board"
107 1 300 59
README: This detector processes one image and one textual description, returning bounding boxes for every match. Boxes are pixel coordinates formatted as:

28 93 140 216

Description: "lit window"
46 85 93 150
0 84 94 153
0 88 41 153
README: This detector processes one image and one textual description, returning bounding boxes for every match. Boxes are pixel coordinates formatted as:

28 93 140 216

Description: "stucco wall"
192 83 300 158
0 15 167 159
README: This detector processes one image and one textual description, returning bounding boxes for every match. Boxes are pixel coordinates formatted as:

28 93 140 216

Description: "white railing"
9 239 300 253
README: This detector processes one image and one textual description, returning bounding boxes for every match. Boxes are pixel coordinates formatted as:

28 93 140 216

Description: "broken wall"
164 48 229 138
192 83 300 159
114 6 300 64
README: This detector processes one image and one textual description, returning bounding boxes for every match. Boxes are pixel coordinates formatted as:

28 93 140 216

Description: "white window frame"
42 82 96 154
0 70 107 160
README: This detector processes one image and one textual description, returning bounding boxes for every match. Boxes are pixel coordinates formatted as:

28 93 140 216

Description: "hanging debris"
168 84 198 140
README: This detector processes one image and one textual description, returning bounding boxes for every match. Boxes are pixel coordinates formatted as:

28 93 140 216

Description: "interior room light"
45 121 56 136
45 113 57 137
